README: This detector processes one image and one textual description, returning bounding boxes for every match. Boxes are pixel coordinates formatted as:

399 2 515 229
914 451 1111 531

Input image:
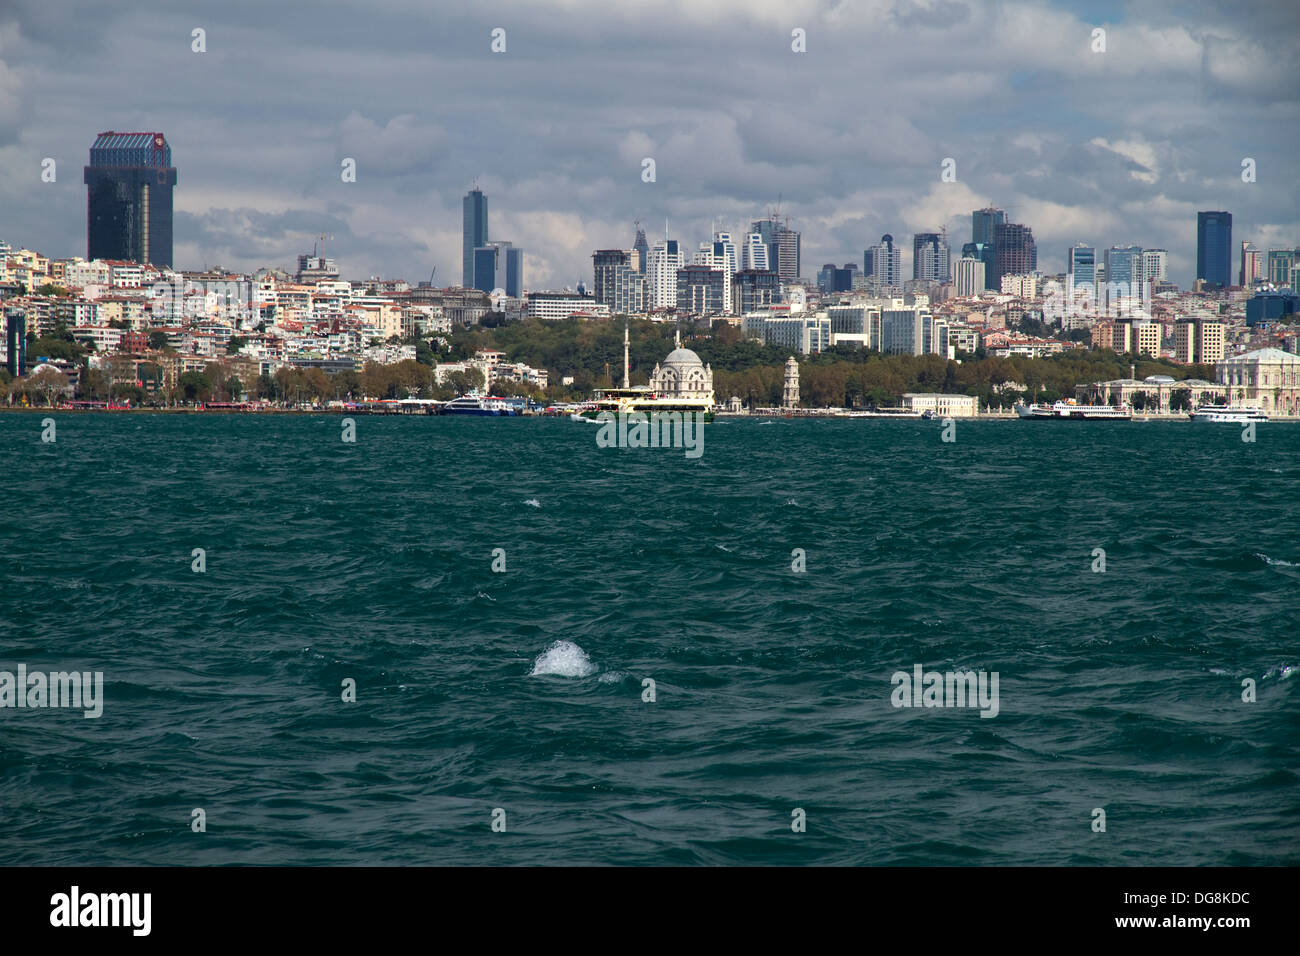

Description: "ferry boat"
575 325 715 422
1014 399 1133 420
580 386 714 423
1189 404 1267 423
441 394 521 416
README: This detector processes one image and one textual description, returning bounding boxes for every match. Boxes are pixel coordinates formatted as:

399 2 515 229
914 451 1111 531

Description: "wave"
529 640 597 678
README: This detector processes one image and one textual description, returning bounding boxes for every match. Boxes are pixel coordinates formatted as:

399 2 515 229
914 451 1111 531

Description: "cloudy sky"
2 0 1297 289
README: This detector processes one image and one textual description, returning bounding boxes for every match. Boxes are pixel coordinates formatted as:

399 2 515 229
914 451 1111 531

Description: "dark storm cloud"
0 0 1297 286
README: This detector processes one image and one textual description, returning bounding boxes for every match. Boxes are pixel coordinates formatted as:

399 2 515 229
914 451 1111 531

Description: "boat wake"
529 640 598 678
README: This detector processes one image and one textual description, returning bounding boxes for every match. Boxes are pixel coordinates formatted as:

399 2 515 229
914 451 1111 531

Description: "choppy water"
1 412 1297 865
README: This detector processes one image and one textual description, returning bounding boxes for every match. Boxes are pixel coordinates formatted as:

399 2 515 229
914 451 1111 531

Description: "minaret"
622 321 630 389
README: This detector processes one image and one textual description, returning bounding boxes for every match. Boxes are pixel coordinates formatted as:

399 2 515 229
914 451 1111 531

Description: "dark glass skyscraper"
83 131 176 267
5 307 25 377
463 188 489 286
971 207 1006 247
1196 211 1232 288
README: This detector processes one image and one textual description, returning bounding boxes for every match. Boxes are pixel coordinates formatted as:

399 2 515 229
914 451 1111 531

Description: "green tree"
178 370 213 402
148 331 171 351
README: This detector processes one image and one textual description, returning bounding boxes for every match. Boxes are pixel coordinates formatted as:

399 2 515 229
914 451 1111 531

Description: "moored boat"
1189 404 1267 423
1014 399 1132 420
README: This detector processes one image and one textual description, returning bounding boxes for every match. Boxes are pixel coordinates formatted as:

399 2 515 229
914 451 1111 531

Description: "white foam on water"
597 670 626 684
523 498 541 508
715 543 734 552
530 640 598 678
1255 553 1298 567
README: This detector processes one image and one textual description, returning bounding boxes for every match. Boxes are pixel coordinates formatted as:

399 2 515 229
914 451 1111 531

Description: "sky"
1 0 1297 290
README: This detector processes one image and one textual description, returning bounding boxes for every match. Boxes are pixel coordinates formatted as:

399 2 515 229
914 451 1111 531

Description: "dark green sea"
1 412 1297 865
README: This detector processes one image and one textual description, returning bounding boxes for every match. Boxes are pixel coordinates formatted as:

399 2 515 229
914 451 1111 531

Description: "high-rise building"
865 234 902 287
972 206 1006 247
633 225 649 276
1104 246 1142 311
732 269 779 314
1240 242 1262 287
1196 211 1232 289
1067 244 1096 293
912 233 950 281
613 263 649 314
1138 249 1168 292
953 257 985 297
960 241 997 290
675 264 726 314
750 217 800 284
648 238 685 309
775 228 800 284
83 131 177 267
592 249 630 308
473 241 522 297
741 233 769 271
991 223 1036 287
1266 248 1298 287
462 188 489 286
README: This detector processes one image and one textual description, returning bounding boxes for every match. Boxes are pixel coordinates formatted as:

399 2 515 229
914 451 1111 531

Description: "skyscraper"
1104 245 1142 311
866 235 901 287
1196 211 1232 289
912 233 950 281
1067 244 1096 293
953 257 985 297
971 207 1006 247
473 240 522 297
960 242 997 290
83 131 176 267
648 238 684 309
592 249 630 307
463 188 488 286
750 217 800 284
1240 242 1262 287
991 223 1036 286
633 225 649 276
741 233 769 271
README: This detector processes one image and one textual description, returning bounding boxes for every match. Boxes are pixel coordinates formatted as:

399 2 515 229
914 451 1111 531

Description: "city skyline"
1 1 1297 289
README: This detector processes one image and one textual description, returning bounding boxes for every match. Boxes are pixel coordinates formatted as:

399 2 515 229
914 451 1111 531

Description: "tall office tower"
462 188 489 286
633 225 649 276
912 232 950 281
711 231 737 312
953 257 985 297
959 241 997 289
1103 246 1142 311
866 235 902 287
473 241 522 297
1067 243 1096 293
1240 242 1262 286
592 249 631 307
750 217 780 267
971 206 1006 247
1138 249 1168 289
741 233 769 271
774 227 800 284
83 131 177 267
750 217 800 283
648 238 684 309
1196 211 1232 289
990 223 1036 287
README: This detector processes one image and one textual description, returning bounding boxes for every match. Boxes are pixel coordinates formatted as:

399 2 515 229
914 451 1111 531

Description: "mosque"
648 331 714 404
